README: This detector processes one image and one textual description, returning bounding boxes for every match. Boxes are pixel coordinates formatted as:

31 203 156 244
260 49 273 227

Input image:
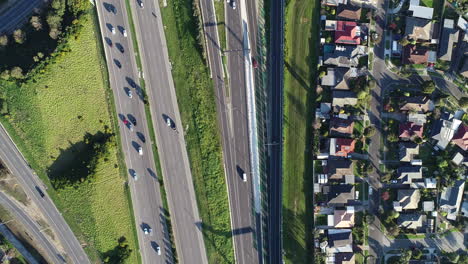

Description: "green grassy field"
0 12 138 263
282 0 319 262
159 0 234 262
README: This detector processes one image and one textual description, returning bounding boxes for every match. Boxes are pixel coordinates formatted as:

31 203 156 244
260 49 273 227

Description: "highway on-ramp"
0 192 65 263
96 0 171 263
0 124 90 264
127 0 209 263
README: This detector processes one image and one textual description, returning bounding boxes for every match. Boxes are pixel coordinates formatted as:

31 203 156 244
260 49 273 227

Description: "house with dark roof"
398 213 424 229
330 117 354 137
334 253 356 264
431 112 462 150
330 138 356 157
332 91 358 108
335 21 362 45
337 4 362 20
438 19 459 61
440 180 465 220
394 189 421 211
405 17 434 41
397 166 422 184
323 45 368 67
399 122 423 140
403 45 429 64
326 184 355 206
452 124 468 151
329 207 355 228
399 142 420 162
321 67 358 89
327 159 354 180
327 229 353 253
399 96 434 113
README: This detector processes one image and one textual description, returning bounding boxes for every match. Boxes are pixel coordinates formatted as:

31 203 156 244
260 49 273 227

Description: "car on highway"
130 170 138 180
111 25 116 34
137 132 146 143
166 117 175 130
138 0 144 8
128 114 137 126
242 173 247 182
116 43 124 53
252 57 258 68
156 245 161 255
114 59 122 68
127 89 133 98
35 186 45 197
123 29 127 37
143 227 152 235
138 146 143 155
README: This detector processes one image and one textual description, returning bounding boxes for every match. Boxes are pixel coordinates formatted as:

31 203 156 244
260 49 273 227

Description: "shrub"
12 29 26 44
10 67 24 79
421 80 435 94
459 97 468 108
363 126 376 137
30 16 43 31
0 35 7 47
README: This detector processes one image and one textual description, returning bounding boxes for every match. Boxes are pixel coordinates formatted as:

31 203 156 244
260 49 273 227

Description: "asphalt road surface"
0 192 66 263
0 0 44 33
200 0 262 261
127 0 209 263
0 124 90 264
96 1 171 263
267 0 284 262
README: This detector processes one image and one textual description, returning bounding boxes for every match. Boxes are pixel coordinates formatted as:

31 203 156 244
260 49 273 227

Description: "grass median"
159 0 234 262
282 0 319 262
0 11 138 263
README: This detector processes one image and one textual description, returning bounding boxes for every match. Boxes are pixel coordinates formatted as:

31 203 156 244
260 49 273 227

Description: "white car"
122 29 127 37
139 0 144 8
227 0 230 3
242 173 247 182
232 1 236 9
131 171 138 180
111 26 116 34
156 246 161 255
166 118 171 127
127 90 133 98
143 227 152 235
129 123 134 131
138 146 143 155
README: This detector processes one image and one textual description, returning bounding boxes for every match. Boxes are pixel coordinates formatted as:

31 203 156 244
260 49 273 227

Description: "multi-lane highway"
0 124 90 264
126 0 209 263
0 0 44 33
0 192 65 263
267 0 284 262
95 1 171 263
200 0 262 262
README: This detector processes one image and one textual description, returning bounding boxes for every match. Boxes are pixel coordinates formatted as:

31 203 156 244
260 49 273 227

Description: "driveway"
382 231 466 253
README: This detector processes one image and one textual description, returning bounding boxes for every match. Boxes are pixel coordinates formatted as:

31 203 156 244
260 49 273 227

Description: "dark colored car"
35 186 45 197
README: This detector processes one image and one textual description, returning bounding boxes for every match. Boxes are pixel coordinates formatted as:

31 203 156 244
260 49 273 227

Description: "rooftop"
403 45 429 64
327 160 354 180
399 96 434 113
440 180 465 220
335 21 361 45
405 17 434 41
323 45 368 67
326 184 355 205
399 122 424 139
399 142 420 162
408 0 434 19
452 124 468 151
330 117 354 137
337 4 362 20
397 189 421 210
397 166 422 184
330 138 356 157
398 213 424 229
438 19 459 61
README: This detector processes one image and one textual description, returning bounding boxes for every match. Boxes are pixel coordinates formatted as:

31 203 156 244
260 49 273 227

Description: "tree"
412 248 422 259
12 29 25 44
46 14 63 31
10 67 24 79
30 16 43 30
0 70 10 80
0 35 7 47
399 37 409 46
414 136 423 144
388 132 399 142
367 79 376 88
387 224 400 237
364 126 376 137
400 249 412 263
357 90 367 100
421 80 436 94
459 97 468 108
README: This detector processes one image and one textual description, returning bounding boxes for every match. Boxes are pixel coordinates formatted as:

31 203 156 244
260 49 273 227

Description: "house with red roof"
399 122 424 140
330 138 356 157
452 124 468 151
335 21 361 45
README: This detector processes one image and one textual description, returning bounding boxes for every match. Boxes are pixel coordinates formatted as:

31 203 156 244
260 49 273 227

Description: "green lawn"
159 0 234 262
0 12 138 263
283 0 319 262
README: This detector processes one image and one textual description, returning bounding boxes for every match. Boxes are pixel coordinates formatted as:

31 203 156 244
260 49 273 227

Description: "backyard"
0 11 138 263
283 0 319 262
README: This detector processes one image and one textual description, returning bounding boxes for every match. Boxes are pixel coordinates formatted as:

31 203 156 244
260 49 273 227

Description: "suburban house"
452 124 468 151
394 189 421 211
323 0 348 6
397 166 422 184
451 152 466 166
408 0 433 19
316 102 332 119
405 17 435 42
328 21 362 45
323 45 368 67
398 213 424 229
326 229 353 253
330 138 356 157
399 96 434 113
431 112 462 150
328 207 355 228
399 122 423 140
321 67 357 89
438 19 459 62
332 91 358 108
403 45 429 65
337 4 362 20
332 253 356 264
399 142 420 162
440 180 466 220
325 184 355 206
407 113 427 125
327 159 354 180
423 201 435 212
330 117 354 137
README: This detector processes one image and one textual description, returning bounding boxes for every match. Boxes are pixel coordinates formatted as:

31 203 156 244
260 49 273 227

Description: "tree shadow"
47 131 113 189
100 236 132 263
